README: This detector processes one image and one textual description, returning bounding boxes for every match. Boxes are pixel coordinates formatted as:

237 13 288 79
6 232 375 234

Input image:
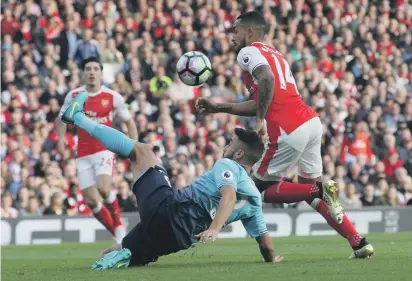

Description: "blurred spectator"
43 192 67 215
339 183 363 209
149 66 173 97
116 180 137 212
383 148 404 181
340 121 374 166
360 184 384 207
20 196 43 216
383 186 404 207
211 75 235 98
14 187 30 210
1 193 19 218
167 73 196 103
64 183 92 216
57 19 79 68
71 29 100 65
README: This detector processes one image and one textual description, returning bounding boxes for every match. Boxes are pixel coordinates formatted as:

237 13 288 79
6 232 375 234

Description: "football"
176 51 212 86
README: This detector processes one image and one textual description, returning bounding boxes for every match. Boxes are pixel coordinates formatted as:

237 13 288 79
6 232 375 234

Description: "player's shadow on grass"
146 260 266 269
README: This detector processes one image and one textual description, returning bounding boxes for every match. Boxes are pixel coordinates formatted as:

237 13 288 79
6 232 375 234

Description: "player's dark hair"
234 128 264 163
236 11 268 34
81 57 103 70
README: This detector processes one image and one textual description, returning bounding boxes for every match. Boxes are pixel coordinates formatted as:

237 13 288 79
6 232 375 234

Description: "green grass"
2 233 412 281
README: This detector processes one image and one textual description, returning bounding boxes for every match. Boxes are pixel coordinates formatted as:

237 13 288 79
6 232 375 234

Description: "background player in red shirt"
57 57 138 243
197 11 373 259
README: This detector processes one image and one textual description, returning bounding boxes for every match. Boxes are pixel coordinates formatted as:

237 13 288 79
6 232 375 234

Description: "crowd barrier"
2 207 412 245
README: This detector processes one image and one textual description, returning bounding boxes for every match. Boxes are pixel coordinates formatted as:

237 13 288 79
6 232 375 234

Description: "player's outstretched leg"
63 92 159 180
261 179 343 223
307 198 375 259
62 92 136 159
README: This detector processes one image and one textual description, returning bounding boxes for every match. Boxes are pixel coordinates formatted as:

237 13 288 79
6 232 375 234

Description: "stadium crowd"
1 0 412 218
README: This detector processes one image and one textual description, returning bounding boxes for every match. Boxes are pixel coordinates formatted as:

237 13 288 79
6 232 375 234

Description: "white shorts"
76 150 115 189
252 117 323 182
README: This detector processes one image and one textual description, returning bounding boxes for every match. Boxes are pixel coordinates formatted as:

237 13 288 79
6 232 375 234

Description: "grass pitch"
2 233 412 281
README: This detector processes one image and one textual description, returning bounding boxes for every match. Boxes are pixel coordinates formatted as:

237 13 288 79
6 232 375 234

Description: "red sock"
309 199 362 247
105 192 123 228
263 181 320 203
93 203 115 235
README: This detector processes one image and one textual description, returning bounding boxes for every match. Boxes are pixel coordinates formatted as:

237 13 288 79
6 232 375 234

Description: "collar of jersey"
250 41 264 46
85 86 103 97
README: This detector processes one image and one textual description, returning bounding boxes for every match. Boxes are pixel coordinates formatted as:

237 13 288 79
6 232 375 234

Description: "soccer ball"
176 51 212 86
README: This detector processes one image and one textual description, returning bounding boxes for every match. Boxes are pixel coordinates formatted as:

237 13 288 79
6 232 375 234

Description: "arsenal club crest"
101 99 109 107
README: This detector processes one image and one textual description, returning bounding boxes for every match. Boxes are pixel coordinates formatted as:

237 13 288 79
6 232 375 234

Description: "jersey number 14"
271 53 300 94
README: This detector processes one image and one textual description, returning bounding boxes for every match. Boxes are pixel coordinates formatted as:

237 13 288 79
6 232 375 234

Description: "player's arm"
114 93 138 141
196 99 257 116
195 185 237 243
56 119 67 153
237 46 274 135
242 212 283 263
57 92 73 153
255 233 278 262
195 159 239 242
209 185 237 231
252 65 275 122
124 118 138 141
216 100 257 116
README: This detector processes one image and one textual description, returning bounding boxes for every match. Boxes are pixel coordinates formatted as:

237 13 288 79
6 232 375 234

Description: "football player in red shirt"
197 11 373 259
58 57 138 244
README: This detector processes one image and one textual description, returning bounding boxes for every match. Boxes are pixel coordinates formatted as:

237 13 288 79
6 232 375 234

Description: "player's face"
84 62 102 87
231 20 248 53
223 135 244 161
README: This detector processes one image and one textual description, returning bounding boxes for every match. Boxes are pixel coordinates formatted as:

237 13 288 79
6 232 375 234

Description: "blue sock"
73 112 136 158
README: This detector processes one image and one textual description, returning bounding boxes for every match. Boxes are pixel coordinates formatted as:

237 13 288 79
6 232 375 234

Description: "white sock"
310 198 321 210
105 191 116 204
92 202 103 214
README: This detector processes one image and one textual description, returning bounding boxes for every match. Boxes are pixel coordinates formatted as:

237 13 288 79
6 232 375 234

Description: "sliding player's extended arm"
57 91 74 153
209 185 236 231
195 159 240 242
255 233 277 262
242 213 283 263
196 185 237 243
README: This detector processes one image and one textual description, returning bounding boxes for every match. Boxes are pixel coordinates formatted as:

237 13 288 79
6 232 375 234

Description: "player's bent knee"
82 187 102 209
84 197 100 209
96 175 112 197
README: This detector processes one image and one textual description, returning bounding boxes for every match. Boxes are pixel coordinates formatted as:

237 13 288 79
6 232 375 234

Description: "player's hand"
195 98 218 114
195 228 219 243
254 118 267 140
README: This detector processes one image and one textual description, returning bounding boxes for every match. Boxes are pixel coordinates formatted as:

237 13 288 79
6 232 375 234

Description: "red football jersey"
237 42 318 140
60 86 131 158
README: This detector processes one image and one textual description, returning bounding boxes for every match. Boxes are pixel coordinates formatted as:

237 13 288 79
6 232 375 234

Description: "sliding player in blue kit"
62 93 284 269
